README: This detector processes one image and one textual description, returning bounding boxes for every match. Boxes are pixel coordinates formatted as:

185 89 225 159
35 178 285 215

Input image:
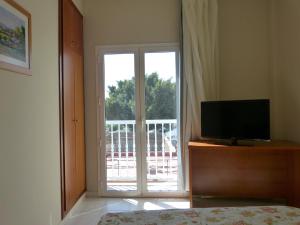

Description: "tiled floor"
62 197 190 225
107 181 178 192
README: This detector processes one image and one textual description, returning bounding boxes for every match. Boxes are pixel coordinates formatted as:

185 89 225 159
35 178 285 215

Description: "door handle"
71 40 76 47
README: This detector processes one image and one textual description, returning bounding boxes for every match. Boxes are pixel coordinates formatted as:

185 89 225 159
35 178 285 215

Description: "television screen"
201 99 270 141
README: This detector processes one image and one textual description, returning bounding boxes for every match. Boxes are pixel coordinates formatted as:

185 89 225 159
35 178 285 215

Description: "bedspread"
98 206 300 225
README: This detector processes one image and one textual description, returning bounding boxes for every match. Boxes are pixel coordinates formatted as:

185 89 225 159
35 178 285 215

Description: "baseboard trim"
86 191 99 197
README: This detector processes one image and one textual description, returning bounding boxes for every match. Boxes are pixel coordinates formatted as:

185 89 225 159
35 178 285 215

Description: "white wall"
0 0 84 224
83 0 181 193
72 0 84 14
272 0 300 142
218 0 300 141
218 0 283 138
0 0 61 225
218 0 270 100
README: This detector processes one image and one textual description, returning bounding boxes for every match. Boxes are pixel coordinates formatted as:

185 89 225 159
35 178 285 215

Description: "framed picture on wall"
0 0 31 75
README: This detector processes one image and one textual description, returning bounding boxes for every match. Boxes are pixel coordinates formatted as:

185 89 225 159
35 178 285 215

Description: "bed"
98 206 300 225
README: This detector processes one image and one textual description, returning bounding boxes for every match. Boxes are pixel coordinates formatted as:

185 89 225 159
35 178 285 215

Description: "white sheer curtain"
181 0 219 190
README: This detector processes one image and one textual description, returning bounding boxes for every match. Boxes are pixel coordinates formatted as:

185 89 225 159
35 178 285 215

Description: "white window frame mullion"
139 49 148 195
134 48 143 196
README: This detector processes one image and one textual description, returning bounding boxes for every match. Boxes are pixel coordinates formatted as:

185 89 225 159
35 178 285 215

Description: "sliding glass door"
98 44 182 196
104 53 139 193
143 51 180 192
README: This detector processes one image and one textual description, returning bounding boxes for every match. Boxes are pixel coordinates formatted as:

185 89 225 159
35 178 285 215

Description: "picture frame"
0 0 31 75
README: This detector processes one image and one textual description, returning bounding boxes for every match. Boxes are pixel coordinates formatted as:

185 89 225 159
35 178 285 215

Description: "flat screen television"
201 99 270 144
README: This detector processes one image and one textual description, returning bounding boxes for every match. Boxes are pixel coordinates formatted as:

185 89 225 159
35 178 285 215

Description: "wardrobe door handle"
71 40 76 47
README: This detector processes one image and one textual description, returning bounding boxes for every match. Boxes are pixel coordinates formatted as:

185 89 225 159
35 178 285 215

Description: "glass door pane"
104 53 138 192
144 52 179 192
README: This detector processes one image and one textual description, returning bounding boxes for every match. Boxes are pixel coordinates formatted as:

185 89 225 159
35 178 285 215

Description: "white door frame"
96 43 185 197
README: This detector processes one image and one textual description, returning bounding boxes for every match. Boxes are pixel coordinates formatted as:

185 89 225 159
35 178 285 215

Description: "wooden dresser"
188 141 300 208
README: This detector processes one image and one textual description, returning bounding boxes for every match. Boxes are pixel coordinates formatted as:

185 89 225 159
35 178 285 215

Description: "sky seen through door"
104 52 176 98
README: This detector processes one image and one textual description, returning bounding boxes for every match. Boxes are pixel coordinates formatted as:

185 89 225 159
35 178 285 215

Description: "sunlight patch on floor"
62 197 190 225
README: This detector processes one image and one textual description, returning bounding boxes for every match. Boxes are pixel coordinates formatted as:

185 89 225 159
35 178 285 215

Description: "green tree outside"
105 73 176 120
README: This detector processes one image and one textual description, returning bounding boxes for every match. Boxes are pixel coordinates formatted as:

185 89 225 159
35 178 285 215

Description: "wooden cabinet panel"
63 49 77 211
63 0 83 54
292 151 300 207
190 150 289 198
188 141 300 208
60 0 86 217
75 53 86 197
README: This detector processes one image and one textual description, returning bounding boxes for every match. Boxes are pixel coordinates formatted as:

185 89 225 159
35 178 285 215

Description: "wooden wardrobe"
59 0 86 217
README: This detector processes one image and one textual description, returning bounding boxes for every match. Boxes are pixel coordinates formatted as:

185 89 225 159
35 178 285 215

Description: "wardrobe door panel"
63 0 82 54
63 49 76 211
72 7 83 54
63 0 73 49
61 0 86 217
75 53 86 196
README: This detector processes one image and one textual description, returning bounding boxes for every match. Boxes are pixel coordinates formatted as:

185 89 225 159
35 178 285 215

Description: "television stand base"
202 139 254 146
229 138 254 146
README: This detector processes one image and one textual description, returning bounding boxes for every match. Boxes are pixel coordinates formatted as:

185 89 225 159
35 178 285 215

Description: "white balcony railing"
105 119 178 184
